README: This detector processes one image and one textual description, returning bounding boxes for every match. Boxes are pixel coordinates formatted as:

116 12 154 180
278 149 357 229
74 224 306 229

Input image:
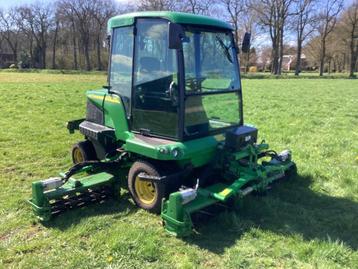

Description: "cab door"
131 18 179 139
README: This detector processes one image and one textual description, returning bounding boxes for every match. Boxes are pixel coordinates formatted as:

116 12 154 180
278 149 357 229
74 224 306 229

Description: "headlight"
159 147 169 154
171 148 180 158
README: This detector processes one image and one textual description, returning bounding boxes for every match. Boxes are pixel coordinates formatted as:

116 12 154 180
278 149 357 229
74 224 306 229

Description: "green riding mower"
28 11 296 237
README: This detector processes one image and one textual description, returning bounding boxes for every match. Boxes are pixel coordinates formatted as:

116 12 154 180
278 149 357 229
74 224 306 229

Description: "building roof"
107 11 233 32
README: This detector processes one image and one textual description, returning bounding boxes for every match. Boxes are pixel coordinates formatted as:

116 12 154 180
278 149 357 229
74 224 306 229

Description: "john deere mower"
28 11 296 236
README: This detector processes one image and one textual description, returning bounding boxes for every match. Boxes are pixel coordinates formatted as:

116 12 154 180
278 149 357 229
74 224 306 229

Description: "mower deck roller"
29 11 296 236
28 171 118 221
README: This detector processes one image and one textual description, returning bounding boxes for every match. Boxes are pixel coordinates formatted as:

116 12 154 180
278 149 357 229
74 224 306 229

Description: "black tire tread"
128 160 165 214
71 140 97 164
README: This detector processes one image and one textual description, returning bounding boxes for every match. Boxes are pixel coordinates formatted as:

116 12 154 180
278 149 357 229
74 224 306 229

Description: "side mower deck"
28 172 118 221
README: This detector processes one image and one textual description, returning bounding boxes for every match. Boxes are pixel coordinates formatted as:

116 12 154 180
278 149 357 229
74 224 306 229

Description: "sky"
0 0 50 9
1 0 353 11
0 0 353 50
0 0 133 9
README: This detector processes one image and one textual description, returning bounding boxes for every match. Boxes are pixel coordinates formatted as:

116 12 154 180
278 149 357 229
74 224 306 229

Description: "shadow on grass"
43 192 137 231
185 174 358 254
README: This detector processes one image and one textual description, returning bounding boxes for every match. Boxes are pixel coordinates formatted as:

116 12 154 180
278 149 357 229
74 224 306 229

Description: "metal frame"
107 25 135 120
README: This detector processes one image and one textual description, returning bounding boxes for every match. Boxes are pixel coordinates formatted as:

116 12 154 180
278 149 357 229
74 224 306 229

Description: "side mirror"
106 35 111 49
241 32 251 53
168 22 185 49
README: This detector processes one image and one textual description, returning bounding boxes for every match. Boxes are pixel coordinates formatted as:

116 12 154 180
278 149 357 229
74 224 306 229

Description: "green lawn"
0 72 357 268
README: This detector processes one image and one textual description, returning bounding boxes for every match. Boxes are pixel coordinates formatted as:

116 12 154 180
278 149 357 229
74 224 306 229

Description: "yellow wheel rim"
134 176 157 205
73 148 84 163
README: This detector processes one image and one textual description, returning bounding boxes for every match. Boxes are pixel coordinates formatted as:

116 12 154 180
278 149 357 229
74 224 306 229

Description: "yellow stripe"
105 96 121 104
214 134 225 141
87 94 121 104
219 188 232 197
87 94 104 101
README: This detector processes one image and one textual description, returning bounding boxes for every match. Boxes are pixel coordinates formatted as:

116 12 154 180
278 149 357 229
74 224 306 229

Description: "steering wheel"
165 81 178 106
185 77 207 91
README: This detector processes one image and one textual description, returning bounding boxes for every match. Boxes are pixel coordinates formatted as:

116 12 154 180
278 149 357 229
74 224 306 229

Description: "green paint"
102 92 130 141
108 11 233 31
87 89 105 107
123 134 218 166
85 89 219 166
161 143 295 236
29 172 116 221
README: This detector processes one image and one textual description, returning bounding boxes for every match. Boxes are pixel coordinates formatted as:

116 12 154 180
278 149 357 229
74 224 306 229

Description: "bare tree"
278 0 295 75
137 0 178 11
179 0 213 15
18 3 53 69
316 0 343 76
341 1 358 77
91 0 117 70
15 9 34 67
3 0 354 73
0 34 3 53
0 8 20 62
241 6 258 72
250 0 295 75
52 14 60 69
293 0 317 75
59 0 94 71
70 18 79 70
221 0 245 46
57 1 79 69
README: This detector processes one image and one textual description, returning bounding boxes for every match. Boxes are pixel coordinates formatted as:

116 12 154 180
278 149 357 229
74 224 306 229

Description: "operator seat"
137 56 174 111
136 56 161 109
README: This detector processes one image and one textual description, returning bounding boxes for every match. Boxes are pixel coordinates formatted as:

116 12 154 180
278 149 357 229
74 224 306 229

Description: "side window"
131 19 179 138
110 26 134 116
133 19 177 85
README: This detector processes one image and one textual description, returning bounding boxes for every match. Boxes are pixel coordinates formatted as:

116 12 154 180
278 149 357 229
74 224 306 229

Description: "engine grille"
86 100 103 124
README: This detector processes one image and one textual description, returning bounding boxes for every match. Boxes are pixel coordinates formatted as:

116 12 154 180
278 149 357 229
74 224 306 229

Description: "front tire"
128 161 166 214
71 140 97 164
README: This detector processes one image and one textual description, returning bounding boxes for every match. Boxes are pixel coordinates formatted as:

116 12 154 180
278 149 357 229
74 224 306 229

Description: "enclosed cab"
71 12 244 164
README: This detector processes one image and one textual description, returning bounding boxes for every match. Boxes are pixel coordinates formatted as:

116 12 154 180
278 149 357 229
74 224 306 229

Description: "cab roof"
107 11 233 32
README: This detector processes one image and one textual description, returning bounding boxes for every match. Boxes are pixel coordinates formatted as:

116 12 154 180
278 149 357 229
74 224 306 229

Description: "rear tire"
71 140 97 164
128 160 166 214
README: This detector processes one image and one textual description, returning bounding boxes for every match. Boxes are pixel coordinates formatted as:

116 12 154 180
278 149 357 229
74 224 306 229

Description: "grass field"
0 72 357 268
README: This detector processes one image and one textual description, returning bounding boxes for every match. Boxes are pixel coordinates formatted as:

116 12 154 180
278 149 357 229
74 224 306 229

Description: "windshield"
182 28 241 137
183 29 240 94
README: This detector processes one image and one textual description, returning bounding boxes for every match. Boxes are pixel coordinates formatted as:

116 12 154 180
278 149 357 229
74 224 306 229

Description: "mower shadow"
43 193 137 231
185 173 358 254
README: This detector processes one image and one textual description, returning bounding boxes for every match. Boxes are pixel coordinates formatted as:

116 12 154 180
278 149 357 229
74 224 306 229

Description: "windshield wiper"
215 36 233 63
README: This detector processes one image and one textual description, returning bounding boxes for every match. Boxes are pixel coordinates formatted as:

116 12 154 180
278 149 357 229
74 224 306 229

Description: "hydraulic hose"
62 153 126 183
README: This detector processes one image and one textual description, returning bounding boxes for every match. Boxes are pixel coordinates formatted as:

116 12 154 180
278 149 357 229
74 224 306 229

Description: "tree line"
0 0 357 77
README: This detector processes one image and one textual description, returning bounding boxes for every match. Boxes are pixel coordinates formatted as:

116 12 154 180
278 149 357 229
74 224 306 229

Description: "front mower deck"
161 159 295 237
